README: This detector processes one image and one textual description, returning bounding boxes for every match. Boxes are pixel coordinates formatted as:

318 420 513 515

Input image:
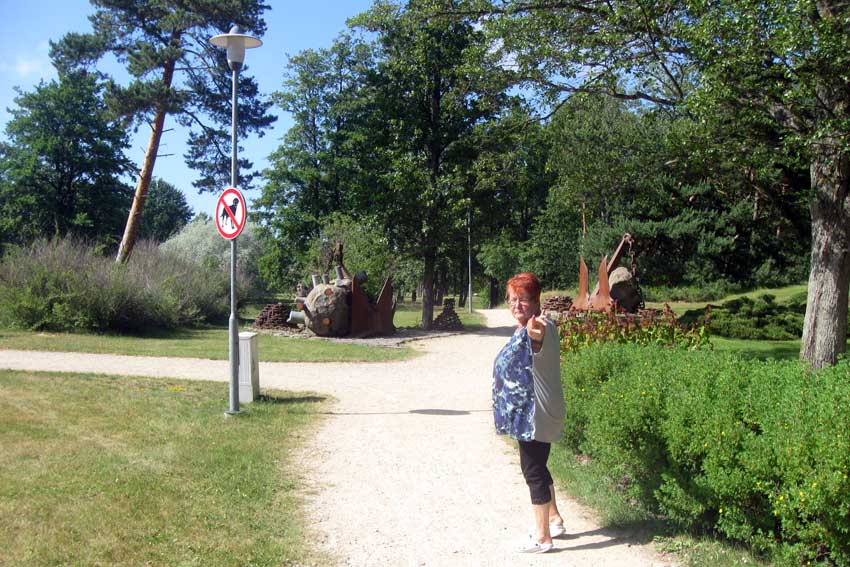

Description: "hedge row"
0 238 247 332
562 344 850 565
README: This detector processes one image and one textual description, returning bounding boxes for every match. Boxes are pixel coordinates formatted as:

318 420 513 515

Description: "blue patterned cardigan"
492 327 535 441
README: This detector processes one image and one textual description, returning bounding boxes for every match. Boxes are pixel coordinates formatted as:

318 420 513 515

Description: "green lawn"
0 370 327 566
393 298 487 329
0 326 415 363
645 283 808 315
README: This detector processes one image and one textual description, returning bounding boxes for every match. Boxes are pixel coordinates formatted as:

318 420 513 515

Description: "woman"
492 272 566 553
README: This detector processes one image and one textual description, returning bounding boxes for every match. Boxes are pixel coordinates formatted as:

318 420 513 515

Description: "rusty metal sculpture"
570 233 641 313
286 243 396 337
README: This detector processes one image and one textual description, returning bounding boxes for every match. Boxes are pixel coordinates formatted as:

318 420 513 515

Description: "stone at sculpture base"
609 267 641 313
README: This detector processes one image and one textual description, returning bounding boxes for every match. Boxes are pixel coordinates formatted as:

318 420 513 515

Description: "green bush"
0 238 239 332
562 344 850 565
679 294 850 340
161 214 266 295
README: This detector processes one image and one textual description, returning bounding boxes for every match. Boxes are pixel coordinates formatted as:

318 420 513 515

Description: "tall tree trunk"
421 250 436 330
488 276 499 309
801 140 850 369
115 58 176 263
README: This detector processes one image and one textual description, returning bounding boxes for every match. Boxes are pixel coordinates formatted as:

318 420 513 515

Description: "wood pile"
542 295 573 315
432 299 464 331
253 302 297 329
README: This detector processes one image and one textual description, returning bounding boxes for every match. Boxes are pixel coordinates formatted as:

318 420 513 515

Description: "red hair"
506 272 542 303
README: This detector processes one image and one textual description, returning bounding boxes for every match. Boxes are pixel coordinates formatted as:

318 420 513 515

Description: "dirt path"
1 310 672 567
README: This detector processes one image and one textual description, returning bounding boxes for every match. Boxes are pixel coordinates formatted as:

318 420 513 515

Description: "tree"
256 33 378 292
466 103 553 300
138 178 193 243
684 0 850 369
0 72 132 247
51 0 275 263
304 212 396 297
477 0 845 368
352 0 512 328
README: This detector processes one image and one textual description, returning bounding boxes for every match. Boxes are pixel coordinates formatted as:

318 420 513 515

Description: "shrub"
0 238 238 332
161 214 265 295
679 294 850 340
562 344 850 565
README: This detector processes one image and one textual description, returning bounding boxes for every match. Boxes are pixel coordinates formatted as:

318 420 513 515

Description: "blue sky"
0 0 375 217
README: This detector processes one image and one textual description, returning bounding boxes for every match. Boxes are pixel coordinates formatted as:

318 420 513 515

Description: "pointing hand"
526 314 547 346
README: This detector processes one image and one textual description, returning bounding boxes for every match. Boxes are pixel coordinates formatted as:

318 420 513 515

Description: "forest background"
0 0 848 369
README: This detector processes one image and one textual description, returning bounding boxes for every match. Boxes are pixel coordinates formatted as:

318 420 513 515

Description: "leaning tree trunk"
800 136 850 370
115 58 176 263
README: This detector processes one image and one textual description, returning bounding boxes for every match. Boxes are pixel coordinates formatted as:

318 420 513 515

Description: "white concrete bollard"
238 332 260 403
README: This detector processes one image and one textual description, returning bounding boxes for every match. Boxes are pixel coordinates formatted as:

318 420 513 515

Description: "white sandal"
515 535 554 554
550 521 566 538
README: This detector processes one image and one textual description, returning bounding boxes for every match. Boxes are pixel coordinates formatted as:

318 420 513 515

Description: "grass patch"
0 326 415 363
0 370 327 566
645 284 808 315
710 336 804 361
393 299 487 329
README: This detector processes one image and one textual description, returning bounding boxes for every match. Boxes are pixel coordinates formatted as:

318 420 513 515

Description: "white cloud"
0 42 54 80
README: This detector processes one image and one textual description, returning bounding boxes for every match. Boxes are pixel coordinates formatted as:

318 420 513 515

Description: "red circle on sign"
215 187 247 240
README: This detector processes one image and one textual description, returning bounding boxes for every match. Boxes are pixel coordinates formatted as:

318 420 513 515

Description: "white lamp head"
210 25 262 71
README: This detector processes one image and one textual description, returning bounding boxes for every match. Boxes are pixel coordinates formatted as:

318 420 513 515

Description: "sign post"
216 187 247 416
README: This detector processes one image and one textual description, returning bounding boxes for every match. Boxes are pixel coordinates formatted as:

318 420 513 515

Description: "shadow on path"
322 408 492 416
465 325 515 338
558 523 660 549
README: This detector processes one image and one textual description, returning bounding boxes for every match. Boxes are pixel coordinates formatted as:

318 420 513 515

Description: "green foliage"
138 178 193 242
681 294 850 341
160 213 264 294
562 344 850 565
256 33 381 293
523 185 582 289
50 0 275 192
350 0 514 326
0 238 236 332
303 212 395 297
0 72 132 246
558 306 710 356
534 93 808 289
476 232 521 289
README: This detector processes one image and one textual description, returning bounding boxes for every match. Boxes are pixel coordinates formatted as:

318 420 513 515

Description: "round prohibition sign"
215 187 247 240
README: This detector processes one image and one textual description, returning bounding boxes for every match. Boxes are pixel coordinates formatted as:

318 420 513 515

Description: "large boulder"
609 267 641 313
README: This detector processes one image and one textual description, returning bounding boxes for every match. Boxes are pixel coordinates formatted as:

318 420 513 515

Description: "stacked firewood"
542 295 573 314
253 302 297 329
432 299 464 331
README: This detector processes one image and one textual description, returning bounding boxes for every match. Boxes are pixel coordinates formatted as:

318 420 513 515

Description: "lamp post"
210 25 262 416
467 207 472 314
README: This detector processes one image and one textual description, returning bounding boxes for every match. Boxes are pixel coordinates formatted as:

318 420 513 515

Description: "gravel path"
1 310 672 567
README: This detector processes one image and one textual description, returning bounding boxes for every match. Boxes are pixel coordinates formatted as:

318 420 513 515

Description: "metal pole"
467 208 472 314
226 67 240 416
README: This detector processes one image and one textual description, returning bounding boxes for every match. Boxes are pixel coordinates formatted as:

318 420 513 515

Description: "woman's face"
507 288 540 327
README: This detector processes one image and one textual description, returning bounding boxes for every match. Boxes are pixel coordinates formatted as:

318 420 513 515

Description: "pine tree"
50 0 275 262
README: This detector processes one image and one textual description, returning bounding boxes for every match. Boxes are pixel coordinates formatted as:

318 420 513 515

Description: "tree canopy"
50 0 275 261
0 72 132 247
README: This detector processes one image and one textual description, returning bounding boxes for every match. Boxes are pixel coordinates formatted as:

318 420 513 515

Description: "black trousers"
518 440 553 505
